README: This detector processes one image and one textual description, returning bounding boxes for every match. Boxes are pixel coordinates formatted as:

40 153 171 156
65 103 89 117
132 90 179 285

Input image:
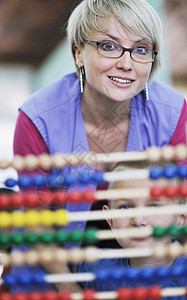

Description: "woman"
12 0 186 293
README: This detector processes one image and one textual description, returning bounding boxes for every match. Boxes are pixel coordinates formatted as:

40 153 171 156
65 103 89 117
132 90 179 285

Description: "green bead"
40 232 54 244
0 234 10 246
11 233 25 245
84 228 97 243
153 226 166 238
70 230 84 243
55 231 69 244
182 225 187 235
25 233 39 244
167 225 181 237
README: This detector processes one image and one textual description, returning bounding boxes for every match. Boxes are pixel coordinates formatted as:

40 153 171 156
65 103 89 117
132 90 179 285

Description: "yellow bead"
0 212 11 228
25 210 40 227
40 210 54 226
54 210 69 226
12 211 25 227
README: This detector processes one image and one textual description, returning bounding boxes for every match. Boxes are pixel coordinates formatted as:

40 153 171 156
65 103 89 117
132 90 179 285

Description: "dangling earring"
145 82 149 101
80 66 84 93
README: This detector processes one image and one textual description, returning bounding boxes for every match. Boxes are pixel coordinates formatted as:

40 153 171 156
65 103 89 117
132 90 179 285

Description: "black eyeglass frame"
83 39 158 63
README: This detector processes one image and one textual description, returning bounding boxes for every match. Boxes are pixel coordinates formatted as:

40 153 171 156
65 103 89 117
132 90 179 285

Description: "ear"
103 204 113 228
73 44 83 68
177 214 186 226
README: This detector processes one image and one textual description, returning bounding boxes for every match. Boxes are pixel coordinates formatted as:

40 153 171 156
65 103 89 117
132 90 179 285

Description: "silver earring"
145 82 149 101
80 67 84 93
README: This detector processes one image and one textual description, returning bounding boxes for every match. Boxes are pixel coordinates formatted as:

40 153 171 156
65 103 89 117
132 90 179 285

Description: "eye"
119 204 132 210
135 47 150 55
149 203 162 208
100 41 117 51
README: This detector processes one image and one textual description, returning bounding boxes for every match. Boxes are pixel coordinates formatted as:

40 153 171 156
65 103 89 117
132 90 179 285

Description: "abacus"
0 144 186 299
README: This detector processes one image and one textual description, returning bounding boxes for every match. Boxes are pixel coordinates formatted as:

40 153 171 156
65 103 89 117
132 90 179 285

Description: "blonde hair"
67 0 162 80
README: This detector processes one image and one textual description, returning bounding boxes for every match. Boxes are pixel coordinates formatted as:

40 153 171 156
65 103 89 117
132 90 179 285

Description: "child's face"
103 178 185 250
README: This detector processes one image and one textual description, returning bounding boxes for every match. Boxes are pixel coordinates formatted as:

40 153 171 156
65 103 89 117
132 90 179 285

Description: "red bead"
24 191 39 207
132 287 148 300
83 189 95 203
53 190 68 206
0 293 12 300
0 195 10 209
43 291 58 300
29 292 43 300
69 190 81 204
118 288 133 300
13 293 28 300
58 291 72 300
148 287 162 299
11 193 24 208
164 184 179 198
150 185 163 198
83 289 96 300
178 182 187 198
38 190 53 207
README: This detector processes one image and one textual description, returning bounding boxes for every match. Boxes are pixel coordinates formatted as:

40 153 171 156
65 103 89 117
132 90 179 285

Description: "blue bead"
32 174 47 188
95 269 109 281
91 172 105 184
154 266 169 279
141 267 155 281
170 265 186 277
149 167 163 180
126 267 139 280
163 165 177 179
4 178 17 188
64 173 77 185
55 175 65 188
111 267 125 281
177 166 187 179
33 272 46 284
79 172 91 184
4 274 17 285
18 175 31 189
17 272 32 284
46 174 58 186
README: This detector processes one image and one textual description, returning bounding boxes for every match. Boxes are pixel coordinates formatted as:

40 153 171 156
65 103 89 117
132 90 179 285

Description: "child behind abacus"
77 160 187 294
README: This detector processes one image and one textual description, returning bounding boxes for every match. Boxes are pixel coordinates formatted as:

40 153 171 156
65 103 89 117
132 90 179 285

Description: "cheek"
151 215 176 227
112 218 129 229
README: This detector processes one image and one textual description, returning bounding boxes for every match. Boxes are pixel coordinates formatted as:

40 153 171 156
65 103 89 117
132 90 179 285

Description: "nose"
130 215 148 227
116 51 133 70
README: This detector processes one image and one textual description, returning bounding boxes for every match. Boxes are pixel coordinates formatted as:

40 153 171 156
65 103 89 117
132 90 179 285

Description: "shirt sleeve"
13 110 49 174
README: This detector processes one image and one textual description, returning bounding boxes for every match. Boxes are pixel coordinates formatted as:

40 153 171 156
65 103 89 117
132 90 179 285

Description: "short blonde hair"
67 0 162 80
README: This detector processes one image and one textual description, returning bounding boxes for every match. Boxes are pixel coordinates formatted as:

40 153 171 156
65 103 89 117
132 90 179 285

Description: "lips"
109 76 134 84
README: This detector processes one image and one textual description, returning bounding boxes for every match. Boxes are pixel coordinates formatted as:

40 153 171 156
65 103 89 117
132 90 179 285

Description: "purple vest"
21 72 184 232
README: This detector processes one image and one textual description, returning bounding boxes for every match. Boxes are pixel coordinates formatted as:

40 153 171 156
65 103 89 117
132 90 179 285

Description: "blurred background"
0 0 186 187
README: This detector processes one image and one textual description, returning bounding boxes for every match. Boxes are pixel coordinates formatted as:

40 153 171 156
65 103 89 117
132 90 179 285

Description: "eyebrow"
104 34 147 44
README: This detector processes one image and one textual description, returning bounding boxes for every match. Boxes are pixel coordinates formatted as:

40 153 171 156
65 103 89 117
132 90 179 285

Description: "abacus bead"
55 210 68 226
83 290 97 300
25 233 39 245
33 272 45 284
24 192 39 208
4 274 17 286
0 253 11 266
161 145 175 161
55 231 69 244
0 293 13 300
175 144 187 160
43 291 58 300
84 247 98 263
53 248 68 263
96 269 109 281
13 293 28 300
91 172 104 184
25 210 40 227
126 268 139 280
0 212 11 228
132 287 148 300
68 248 84 263
149 167 162 180
12 155 25 171
10 250 25 266
51 153 66 169
150 185 163 198
154 244 167 258
0 194 10 209
182 226 187 235
25 250 39 265
38 154 52 170
111 267 125 281
118 288 132 300
0 160 10 169
83 189 95 203
163 165 177 179
0 234 10 246
39 249 54 264
40 210 54 227
11 193 24 208
32 174 47 189
167 243 182 258
171 265 186 277
40 232 54 244
153 227 166 238
177 166 187 178
69 230 84 243
69 190 81 204
12 212 25 227
178 182 187 197
29 292 42 300
167 225 181 237
147 146 161 162
17 175 32 189
58 290 72 300
53 190 68 206
24 154 39 170
18 273 32 284
164 184 178 198
148 287 162 299
84 228 97 243
155 266 169 279
5 178 17 188
80 172 91 184
141 267 154 281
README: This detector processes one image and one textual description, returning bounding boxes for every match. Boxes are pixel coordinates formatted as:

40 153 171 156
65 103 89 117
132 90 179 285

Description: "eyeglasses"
83 40 158 63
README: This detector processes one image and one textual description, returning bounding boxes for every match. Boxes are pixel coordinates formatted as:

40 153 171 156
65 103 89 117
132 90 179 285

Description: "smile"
109 77 133 83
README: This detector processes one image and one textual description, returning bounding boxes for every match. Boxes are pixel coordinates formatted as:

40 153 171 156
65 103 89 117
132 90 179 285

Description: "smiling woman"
12 0 187 293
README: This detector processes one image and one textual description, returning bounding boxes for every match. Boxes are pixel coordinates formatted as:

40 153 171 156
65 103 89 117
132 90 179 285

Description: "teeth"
110 77 132 83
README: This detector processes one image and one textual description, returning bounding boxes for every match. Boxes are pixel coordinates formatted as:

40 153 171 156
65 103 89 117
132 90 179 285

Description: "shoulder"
20 72 80 116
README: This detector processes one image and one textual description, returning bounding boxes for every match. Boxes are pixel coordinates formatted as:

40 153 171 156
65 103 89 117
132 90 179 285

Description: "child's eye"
119 205 132 210
149 203 162 208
